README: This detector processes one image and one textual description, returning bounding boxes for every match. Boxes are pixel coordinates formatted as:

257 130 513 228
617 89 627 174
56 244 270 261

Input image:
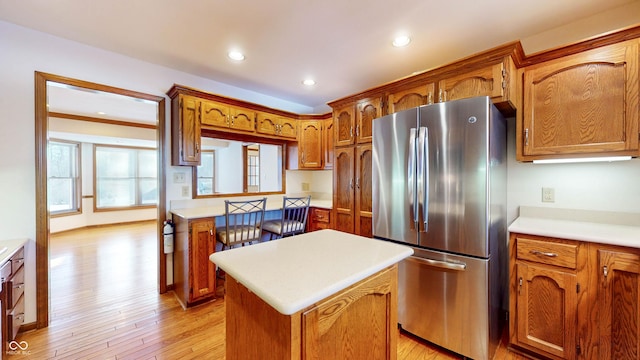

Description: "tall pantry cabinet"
331 97 381 237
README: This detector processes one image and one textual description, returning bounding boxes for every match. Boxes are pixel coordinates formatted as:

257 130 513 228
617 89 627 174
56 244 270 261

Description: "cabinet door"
334 104 355 147
176 95 201 166
190 219 216 302
279 117 297 139
355 144 372 237
333 147 354 234
201 100 230 128
256 112 278 136
356 98 383 144
388 83 435 113
438 62 506 103
298 120 324 169
522 40 639 158
597 249 640 360
516 262 577 359
229 106 255 132
324 119 334 169
301 265 397 360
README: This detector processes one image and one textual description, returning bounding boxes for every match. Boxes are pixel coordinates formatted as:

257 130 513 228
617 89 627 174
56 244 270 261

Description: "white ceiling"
1 0 638 115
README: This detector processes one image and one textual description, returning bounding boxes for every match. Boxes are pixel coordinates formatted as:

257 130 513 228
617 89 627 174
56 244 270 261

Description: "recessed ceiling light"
392 35 411 47
228 51 245 61
97 111 106 115
302 79 316 86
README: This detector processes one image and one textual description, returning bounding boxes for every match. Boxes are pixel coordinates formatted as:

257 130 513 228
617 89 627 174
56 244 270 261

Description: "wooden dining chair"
261 196 311 240
216 198 267 250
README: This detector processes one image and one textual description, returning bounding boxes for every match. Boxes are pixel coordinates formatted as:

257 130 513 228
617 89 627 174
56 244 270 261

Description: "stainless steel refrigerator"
372 96 506 360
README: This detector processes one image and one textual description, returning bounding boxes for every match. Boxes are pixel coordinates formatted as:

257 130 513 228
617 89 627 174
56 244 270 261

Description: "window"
48 140 81 215
246 145 260 192
196 150 215 196
95 145 157 209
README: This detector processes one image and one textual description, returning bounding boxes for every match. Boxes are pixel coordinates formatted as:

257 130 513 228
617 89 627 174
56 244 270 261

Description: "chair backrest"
222 197 267 247
279 196 311 236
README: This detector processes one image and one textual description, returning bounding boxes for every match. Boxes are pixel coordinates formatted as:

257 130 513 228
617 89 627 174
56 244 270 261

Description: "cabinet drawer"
9 267 25 309
11 247 24 274
311 208 330 223
0 260 11 281
516 237 577 269
8 296 25 341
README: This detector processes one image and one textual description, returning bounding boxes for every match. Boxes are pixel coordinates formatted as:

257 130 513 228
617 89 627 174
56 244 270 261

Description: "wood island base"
225 264 399 360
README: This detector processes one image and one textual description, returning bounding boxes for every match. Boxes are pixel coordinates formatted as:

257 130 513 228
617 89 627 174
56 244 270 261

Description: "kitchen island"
209 229 413 360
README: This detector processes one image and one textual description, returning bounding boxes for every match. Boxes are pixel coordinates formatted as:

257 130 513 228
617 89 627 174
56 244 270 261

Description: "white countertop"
508 207 640 248
171 198 332 220
209 229 413 315
0 238 28 264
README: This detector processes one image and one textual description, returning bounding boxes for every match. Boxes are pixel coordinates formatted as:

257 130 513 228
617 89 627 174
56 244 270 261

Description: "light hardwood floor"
13 222 525 359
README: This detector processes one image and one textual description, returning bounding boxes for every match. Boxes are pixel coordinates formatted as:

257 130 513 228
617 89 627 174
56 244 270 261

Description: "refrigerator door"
398 247 496 360
372 107 419 245
418 96 491 258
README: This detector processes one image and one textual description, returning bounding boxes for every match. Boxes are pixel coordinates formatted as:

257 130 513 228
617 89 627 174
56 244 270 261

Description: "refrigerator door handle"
406 255 467 271
408 128 418 230
417 127 429 232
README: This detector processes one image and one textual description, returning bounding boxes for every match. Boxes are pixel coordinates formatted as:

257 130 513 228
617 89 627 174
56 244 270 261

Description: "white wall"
505 119 640 223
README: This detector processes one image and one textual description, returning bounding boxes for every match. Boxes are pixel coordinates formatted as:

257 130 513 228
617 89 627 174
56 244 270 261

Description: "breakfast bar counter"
209 229 413 359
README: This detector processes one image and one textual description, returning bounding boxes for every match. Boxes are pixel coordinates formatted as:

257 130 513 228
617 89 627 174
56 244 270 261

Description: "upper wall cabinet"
256 112 297 139
334 104 356 147
437 57 517 112
171 94 202 166
387 83 435 113
518 40 639 161
355 97 383 144
298 120 324 169
201 100 255 133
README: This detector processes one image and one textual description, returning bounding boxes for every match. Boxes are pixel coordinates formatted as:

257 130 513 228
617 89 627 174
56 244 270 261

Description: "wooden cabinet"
256 112 296 139
355 97 383 144
171 94 202 166
595 246 640 360
298 120 324 169
324 118 334 169
1 245 25 354
200 99 256 133
172 215 216 308
225 264 398 360
306 207 331 232
334 104 356 147
518 40 639 161
332 145 372 237
387 83 435 113
510 235 580 359
510 233 640 360
437 59 516 105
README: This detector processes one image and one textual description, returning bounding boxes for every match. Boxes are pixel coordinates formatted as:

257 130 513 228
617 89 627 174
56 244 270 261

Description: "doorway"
35 72 167 328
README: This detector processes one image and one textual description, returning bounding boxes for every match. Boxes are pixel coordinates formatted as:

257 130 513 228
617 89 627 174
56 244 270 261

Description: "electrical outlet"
302 182 310 191
542 187 555 203
173 172 185 183
181 186 190 197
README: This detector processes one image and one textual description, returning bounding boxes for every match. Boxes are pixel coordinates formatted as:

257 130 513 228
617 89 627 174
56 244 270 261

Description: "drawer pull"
13 283 24 290
530 250 558 258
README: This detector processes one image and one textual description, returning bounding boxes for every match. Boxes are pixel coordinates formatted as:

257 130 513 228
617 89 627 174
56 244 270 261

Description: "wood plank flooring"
12 222 527 359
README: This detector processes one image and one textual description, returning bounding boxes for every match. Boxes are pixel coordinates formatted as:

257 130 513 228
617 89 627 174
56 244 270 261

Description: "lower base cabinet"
1 245 25 356
510 233 640 360
172 215 216 308
225 265 398 359
306 207 332 232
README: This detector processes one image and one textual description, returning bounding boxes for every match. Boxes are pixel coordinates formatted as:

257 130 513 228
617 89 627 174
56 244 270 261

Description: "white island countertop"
508 206 640 248
209 229 413 315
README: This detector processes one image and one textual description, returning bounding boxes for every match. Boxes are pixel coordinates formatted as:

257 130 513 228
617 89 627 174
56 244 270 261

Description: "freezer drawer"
398 247 501 360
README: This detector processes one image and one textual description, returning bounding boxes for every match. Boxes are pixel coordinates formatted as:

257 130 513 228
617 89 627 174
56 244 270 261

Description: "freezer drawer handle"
529 250 558 258
406 256 466 271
